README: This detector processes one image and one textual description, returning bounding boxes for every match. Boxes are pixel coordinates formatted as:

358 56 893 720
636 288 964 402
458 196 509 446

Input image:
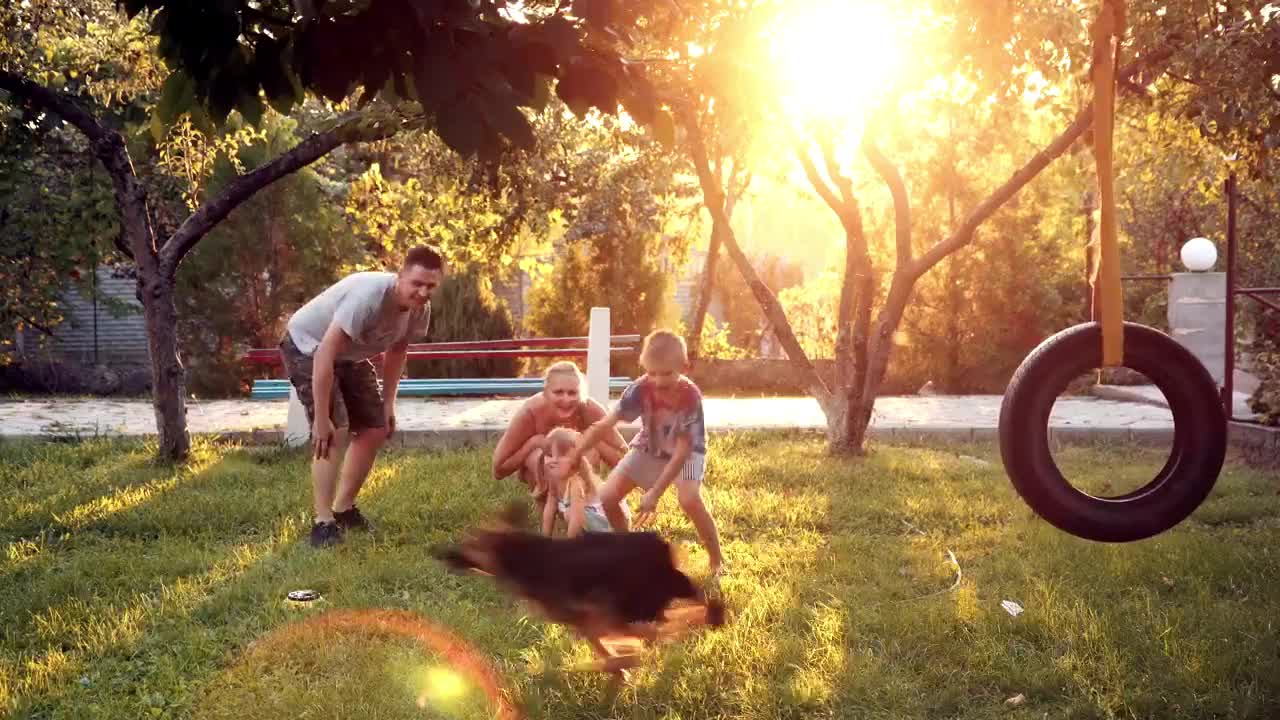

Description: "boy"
560 330 724 576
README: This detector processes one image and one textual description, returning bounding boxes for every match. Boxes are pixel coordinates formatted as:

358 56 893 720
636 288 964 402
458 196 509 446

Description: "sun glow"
770 0 909 122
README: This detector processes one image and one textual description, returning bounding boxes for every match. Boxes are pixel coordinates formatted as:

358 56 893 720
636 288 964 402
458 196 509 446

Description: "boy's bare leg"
599 471 636 531
312 428 350 522
677 481 724 574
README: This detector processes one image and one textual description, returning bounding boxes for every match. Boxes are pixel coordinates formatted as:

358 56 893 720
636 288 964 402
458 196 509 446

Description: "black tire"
998 322 1227 542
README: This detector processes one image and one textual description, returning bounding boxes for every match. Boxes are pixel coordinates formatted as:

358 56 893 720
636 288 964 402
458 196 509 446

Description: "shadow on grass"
4 437 1279 720
821 442 1280 720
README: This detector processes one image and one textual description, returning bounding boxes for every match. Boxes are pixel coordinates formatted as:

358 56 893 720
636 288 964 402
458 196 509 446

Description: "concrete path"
0 394 1175 447
1092 385 1259 421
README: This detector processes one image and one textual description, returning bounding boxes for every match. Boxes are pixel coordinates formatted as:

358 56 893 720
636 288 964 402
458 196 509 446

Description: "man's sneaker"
333 505 371 532
309 520 343 548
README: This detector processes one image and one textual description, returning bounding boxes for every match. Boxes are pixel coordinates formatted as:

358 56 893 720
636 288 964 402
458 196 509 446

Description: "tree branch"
1 69 162 267
909 50 1174 281
678 105 831 406
794 142 845 219
861 136 912 270
0 70 110 145
16 311 56 336
818 132 854 207
111 231 135 260
159 117 402 274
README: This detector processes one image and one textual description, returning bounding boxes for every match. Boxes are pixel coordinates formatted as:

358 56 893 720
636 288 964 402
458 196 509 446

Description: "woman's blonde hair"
543 361 586 394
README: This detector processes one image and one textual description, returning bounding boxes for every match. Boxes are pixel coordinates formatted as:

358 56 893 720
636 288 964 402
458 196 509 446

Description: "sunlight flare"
770 0 908 122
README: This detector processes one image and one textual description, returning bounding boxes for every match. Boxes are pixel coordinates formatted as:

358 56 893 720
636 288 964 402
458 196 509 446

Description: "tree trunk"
101 133 192 461
688 167 749 362
139 272 190 459
687 225 723 362
680 110 832 407
944 178 963 391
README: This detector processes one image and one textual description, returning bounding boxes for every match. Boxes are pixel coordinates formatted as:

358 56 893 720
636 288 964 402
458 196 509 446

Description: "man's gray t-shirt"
286 272 430 362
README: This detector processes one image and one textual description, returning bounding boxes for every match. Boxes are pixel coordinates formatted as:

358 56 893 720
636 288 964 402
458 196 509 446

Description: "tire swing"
997 0 1227 543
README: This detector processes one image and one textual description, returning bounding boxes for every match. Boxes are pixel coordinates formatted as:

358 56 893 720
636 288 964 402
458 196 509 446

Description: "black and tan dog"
433 502 725 677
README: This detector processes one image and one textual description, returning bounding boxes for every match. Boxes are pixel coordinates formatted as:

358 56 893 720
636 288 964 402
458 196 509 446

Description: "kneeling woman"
491 361 626 497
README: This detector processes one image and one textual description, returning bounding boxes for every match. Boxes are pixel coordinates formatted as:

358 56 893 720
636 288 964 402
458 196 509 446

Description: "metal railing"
1223 174 1279 421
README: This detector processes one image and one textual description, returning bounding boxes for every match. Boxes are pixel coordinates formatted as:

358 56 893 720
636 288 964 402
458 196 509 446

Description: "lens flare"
232 608 520 720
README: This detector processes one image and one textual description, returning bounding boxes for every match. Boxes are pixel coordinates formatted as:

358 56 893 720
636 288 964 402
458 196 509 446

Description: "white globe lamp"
1180 237 1217 272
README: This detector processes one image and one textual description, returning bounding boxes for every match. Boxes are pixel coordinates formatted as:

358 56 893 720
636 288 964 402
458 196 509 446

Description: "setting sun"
770 1 908 122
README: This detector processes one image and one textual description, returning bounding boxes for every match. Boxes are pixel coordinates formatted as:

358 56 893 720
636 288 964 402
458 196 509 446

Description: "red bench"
241 335 643 371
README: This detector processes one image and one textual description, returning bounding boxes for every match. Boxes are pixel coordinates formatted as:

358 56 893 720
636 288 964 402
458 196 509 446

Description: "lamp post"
1180 237 1218 272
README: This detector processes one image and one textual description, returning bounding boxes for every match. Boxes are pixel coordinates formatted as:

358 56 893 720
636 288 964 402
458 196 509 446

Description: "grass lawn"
2 434 1278 720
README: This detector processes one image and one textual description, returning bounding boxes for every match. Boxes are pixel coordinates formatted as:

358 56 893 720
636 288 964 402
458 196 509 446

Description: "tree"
174 112 360 396
675 0 1179 453
1 0 672 460
712 250 803 354
0 115 123 350
409 270 523 380
526 117 692 347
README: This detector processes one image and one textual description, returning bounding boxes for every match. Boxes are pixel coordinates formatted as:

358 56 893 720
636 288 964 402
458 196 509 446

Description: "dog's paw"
706 599 727 627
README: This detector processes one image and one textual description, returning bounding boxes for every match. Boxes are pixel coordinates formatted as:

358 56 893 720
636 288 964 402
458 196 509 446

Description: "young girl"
541 427 628 537
491 361 627 500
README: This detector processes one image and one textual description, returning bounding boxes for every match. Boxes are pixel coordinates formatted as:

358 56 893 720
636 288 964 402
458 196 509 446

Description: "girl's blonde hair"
543 360 586 394
546 426 580 454
544 427 599 498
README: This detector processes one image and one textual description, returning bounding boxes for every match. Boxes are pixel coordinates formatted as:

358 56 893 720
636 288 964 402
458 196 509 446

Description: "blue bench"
249 377 634 400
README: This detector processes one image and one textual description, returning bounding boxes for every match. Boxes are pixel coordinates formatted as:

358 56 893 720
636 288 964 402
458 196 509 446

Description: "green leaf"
413 48 462 112
651 109 675 148
156 70 195 125
121 0 148 18
149 111 166 143
619 74 657 125
555 75 592 119
528 73 553 112
187 103 216 136
237 91 265 127
436 96 486 157
537 16 581 63
480 93 535 149
573 0 612 28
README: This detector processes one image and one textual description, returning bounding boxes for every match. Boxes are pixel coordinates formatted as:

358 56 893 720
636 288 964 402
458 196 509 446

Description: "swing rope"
1091 0 1126 367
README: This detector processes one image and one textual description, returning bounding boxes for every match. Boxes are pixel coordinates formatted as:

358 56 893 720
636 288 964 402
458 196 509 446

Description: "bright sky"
769 0 909 125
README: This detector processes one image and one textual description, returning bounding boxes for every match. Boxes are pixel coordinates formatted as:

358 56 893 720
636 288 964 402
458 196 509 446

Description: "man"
280 245 444 547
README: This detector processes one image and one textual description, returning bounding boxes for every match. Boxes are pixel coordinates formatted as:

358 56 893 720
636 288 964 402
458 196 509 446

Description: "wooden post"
587 307 611 405
285 386 309 447
1223 172 1237 419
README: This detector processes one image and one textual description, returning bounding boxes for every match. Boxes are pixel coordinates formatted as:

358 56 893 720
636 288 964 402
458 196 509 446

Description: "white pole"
285 386 309 447
586 307 610 405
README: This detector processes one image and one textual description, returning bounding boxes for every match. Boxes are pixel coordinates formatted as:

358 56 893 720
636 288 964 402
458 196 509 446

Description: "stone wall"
1230 421 1280 470
688 358 835 396
1168 272 1227 384
688 358 923 396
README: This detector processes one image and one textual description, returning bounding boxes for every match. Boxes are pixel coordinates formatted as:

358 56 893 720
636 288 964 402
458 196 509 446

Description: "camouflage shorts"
279 334 385 433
